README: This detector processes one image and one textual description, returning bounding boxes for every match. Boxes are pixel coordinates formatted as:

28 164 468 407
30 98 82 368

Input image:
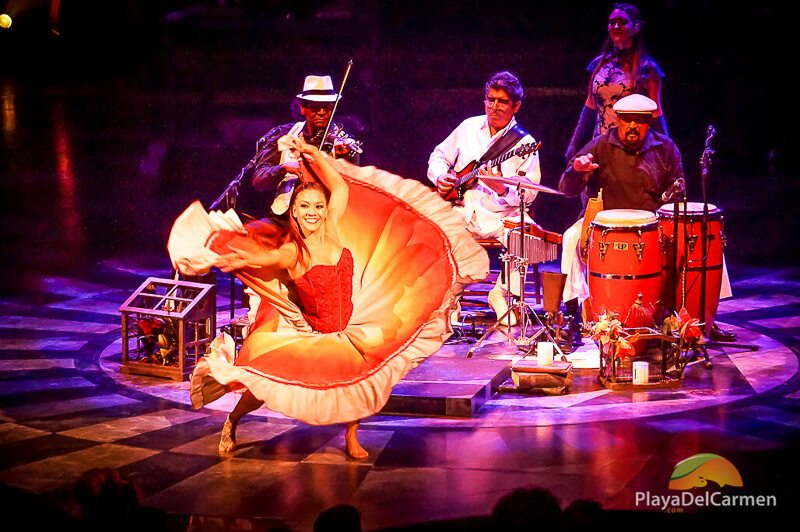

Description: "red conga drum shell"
587 209 662 327
658 202 724 323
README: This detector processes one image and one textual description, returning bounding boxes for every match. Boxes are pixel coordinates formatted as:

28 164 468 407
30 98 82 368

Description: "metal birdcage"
119 277 216 381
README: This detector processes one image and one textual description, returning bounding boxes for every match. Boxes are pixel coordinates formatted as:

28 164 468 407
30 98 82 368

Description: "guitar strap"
446 122 530 203
477 123 529 165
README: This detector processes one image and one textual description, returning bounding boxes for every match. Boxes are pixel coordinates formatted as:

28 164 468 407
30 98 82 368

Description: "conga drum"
587 209 662 326
657 202 724 323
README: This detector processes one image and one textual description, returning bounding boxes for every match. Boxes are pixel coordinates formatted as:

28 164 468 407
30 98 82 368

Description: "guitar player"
427 71 542 325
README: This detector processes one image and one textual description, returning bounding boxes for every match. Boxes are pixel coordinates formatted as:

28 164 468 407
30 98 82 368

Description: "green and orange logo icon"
669 453 743 490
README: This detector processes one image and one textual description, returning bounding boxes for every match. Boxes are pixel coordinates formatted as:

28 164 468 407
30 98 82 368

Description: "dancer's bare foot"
345 421 368 459
218 416 237 453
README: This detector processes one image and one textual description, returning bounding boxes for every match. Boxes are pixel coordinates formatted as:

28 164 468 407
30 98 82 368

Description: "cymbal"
479 175 563 195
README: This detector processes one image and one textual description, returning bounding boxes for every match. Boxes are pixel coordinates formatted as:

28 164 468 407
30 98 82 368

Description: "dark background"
0 0 794 287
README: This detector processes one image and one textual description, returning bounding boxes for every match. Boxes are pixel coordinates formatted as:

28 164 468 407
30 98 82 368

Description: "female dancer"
170 135 488 459
214 136 364 456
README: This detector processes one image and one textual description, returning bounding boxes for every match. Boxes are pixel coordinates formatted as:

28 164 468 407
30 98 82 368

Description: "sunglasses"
302 103 334 113
617 113 653 125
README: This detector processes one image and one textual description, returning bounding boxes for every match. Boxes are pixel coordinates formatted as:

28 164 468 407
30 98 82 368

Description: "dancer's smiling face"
292 188 328 236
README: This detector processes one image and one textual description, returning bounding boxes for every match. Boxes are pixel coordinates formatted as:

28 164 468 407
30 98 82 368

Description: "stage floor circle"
99 321 797 428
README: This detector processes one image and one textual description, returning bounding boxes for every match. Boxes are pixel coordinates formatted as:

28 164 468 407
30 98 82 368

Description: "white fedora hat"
296 75 340 103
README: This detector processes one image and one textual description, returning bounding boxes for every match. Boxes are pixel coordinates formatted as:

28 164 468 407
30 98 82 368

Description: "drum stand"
668 198 713 369
466 190 562 359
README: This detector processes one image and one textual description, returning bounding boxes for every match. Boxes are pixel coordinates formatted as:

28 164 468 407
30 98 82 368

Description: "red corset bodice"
289 248 354 333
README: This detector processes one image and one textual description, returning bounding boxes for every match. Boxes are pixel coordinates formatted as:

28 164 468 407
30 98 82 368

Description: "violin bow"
318 59 354 154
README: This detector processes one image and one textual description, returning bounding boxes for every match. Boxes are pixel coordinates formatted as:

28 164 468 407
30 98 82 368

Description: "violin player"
251 75 362 217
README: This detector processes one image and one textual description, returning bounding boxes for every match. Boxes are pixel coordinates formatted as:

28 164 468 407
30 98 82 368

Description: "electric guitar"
442 141 541 203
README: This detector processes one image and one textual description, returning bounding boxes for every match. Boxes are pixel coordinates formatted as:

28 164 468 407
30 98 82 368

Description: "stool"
462 239 502 300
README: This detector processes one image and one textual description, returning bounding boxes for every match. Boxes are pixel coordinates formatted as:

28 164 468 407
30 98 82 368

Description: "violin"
313 123 363 156
311 60 363 158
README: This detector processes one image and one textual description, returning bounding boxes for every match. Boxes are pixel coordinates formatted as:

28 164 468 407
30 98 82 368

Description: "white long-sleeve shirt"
427 116 541 239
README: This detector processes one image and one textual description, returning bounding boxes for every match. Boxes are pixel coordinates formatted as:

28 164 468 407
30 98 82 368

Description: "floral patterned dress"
587 51 665 136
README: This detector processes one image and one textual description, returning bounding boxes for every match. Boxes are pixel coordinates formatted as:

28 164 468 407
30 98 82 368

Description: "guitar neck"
455 148 519 187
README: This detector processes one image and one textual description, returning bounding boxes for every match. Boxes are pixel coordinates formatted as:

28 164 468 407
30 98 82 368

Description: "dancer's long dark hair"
590 3 649 93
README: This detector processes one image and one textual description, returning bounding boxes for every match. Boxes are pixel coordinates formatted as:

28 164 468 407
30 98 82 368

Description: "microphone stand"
697 125 757 353
209 148 261 321
668 188 680 315
466 183 561 358
699 132 710 337
663 177 685 318
514 184 562 356
680 199 689 311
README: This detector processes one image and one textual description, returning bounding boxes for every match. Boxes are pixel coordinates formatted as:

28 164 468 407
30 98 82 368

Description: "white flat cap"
613 94 658 114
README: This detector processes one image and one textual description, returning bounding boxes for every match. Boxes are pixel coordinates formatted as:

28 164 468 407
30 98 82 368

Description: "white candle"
537 342 554 366
632 361 649 385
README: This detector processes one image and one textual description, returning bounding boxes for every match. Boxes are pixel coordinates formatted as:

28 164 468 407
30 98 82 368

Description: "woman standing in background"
564 3 668 161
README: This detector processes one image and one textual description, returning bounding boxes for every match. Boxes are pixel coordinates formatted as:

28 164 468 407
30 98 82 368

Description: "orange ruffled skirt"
168 160 489 425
